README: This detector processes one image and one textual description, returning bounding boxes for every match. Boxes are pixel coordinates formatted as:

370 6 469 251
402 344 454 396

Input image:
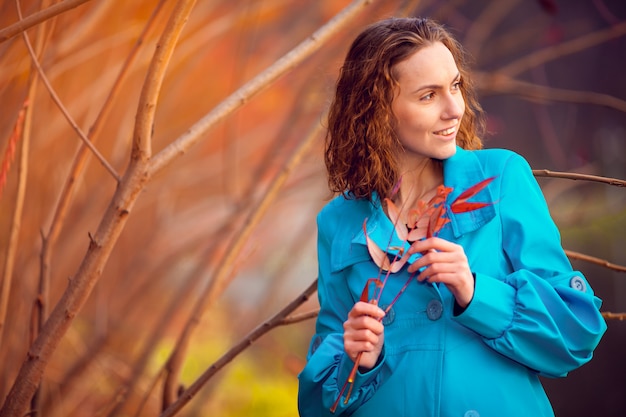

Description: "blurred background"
0 0 624 416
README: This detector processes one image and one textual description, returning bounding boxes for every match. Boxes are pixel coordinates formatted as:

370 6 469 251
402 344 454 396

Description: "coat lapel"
442 147 496 238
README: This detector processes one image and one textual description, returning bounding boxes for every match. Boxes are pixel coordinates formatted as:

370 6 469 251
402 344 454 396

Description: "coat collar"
442 146 496 239
351 147 496 261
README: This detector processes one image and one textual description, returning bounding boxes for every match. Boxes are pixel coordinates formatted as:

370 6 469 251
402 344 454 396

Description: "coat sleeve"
297 207 392 416
453 152 607 377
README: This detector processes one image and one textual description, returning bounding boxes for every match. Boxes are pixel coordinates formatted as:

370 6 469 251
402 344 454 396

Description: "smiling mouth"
434 126 456 136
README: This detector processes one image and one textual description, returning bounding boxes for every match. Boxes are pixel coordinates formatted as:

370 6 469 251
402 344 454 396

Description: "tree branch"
0 0 197 415
132 0 196 160
602 312 626 320
147 0 376 177
0 0 94 43
19 18 121 181
160 116 324 410
532 169 626 187
565 249 626 273
498 20 626 76
0 99 29 347
478 72 626 113
159 279 318 417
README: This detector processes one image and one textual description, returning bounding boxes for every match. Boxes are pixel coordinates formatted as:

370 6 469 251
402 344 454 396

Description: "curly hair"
325 17 485 201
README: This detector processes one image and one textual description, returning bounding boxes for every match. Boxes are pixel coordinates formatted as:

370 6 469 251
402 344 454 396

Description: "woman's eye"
452 81 462 90
421 92 434 101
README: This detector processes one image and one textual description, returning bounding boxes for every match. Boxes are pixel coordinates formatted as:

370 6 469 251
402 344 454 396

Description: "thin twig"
463 0 521 60
280 309 319 325
565 250 626 273
132 0 196 159
147 0 376 177
532 169 626 187
160 116 324 411
602 312 626 321
0 0 94 43
19 23 121 181
15 0 55 413
36 0 166 353
478 72 626 113
498 20 626 76
0 99 29 347
0 0 196 415
159 279 318 417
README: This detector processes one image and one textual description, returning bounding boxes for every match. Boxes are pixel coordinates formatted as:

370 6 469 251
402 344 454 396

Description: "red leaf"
451 177 495 205
363 220 409 272
450 201 491 214
427 204 449 238
384 198 407 241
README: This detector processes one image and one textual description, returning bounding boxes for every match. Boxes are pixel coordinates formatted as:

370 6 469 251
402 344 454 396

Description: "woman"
297 17 606 417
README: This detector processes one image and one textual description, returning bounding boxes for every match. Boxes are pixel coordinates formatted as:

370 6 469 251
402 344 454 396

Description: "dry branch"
532 169 626 187
0 0 94 43
463 0 521 59
35 0 166 362
499 20 626 76
0 0 197 415
478 73 626 114
602 312 626 321
147 0 376 177
159 279 318 417
160 117 324 410
565 249 626 273
0 100 29 347
19 23 121 181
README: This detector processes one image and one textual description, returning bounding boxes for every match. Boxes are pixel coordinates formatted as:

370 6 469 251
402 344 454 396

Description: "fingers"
407 236 456 256
407 238 467 274
344 301 385 363
348 301 386 320
405 238 475 307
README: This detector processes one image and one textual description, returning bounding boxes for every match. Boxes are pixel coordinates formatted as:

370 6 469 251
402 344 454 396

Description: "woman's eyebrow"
411 72 461 94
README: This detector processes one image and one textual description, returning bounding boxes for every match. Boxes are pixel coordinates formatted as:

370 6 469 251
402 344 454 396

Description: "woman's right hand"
343 301 386 370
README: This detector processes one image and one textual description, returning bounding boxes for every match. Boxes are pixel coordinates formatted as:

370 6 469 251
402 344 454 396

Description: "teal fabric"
298 147 606 417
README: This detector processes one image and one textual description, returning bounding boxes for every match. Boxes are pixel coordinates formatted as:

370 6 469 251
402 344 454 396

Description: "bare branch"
36 0 166 346
498 20 626 76
147 0 376 177
533 169 626 187
0 1 197 415
280 309 319 325
565 249 626 273
160 116 324 410
19 22 121 181
602 312 626 321
463 0 521 60
0 0 94 43
159 279 318 417
0 99 29 346
478 72 626 113
132 0 197 159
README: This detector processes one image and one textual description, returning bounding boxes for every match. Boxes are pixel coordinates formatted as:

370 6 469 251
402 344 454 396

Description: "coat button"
379 304 395 325
464 411 480 417
426 299 443 321
570 276 587 292
311 335 322 353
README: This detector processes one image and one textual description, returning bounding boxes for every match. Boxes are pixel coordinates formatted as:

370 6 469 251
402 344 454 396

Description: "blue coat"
298 147 606 417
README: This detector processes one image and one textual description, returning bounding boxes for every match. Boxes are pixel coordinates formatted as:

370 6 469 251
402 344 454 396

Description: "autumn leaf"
450 176 495 214
363 219 409 273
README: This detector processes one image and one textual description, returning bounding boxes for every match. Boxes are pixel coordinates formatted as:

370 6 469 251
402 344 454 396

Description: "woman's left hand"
406 237 475 308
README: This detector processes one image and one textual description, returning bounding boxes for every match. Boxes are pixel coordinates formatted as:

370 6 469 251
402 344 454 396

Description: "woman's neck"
394 157 443 215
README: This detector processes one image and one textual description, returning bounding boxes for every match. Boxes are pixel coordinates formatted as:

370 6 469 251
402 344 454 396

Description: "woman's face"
391 41 465 164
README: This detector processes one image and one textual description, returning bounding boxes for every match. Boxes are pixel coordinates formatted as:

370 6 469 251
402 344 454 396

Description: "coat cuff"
337 346 386 395
453 272 516 339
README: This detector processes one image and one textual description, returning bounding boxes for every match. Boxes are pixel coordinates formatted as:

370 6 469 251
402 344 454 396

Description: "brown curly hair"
325 17 485 201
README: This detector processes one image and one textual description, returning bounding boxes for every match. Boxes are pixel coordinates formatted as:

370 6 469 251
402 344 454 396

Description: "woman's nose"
442 93 464 120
